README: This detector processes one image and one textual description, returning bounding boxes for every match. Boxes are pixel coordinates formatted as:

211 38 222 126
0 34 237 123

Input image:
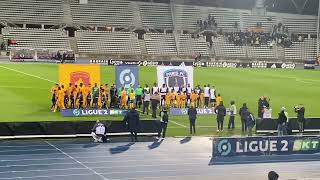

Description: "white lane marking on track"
0 65 56 83
0 150 207 158
0 153 210 162
45 141 108 180
0 173 97 180
0 162 207 175
0 157 209 168
170 120 187 128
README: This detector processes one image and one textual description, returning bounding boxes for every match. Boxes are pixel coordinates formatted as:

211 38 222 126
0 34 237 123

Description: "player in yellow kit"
175 93 181 108
180 92 187 108
128 89 136 109
54 87 65 112
216 94 222 107
200 90 205 108
165 93 171 108
120 87 127 109
190 91 198 107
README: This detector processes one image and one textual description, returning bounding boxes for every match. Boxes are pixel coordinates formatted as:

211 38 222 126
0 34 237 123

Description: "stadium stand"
76 30 141 55
177 34 209 56
0 0 318 61
171 5 202 31
0 0 64 25
70 0 134 27
139 2 173 30
213 36 247 58
247 43 277 59
144 33 177 56
2 27 71 50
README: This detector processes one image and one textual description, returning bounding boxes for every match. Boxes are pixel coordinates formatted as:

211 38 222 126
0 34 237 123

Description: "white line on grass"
0 85 48 90
170 120 187 128
0 65 56 83
45 141 108 180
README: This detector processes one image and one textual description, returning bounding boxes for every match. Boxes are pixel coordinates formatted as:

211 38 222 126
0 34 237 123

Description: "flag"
59 64 100 86
157 66 193 88
115 65 139 89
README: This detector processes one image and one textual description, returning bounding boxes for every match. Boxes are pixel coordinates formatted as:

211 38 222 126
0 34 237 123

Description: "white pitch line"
170 120 187 128
0 85 48 90
0 65 56 83
45 141 108 180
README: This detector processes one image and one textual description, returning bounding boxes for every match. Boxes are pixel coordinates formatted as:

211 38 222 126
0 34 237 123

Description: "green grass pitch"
0 63 319 137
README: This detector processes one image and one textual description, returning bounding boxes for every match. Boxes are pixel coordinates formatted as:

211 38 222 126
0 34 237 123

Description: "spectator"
159 107 169 139
151 92 160 118
215 101 226 132
295 104 305 134
228 100 237 130
143 89 151 115
123 106 140 142
268 171 279 180
277 107 288 136
188 105 197 135
91 120 107 143
239 103 248 133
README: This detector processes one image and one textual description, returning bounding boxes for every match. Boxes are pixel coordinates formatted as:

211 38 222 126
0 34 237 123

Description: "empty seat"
0 0 63 25
76 31 141 55
3 27 71 50
144 33 177 56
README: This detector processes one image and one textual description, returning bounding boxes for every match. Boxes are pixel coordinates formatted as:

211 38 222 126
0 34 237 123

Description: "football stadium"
1 0 320 179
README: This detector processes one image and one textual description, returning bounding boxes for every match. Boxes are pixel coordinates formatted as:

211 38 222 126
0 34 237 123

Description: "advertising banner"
59 64 100 86
213 136 320 158
115 65 139 89
61 109 128 117
170 108 216 116
157 66 194 88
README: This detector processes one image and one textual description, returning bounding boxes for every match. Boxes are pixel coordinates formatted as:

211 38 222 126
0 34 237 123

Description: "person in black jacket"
159 107 169 138
277 107 288 136
295 104 305 134
187 105 197 135
215 101 226 132
123 107 141 142
109 84 117 108
239 103 248 133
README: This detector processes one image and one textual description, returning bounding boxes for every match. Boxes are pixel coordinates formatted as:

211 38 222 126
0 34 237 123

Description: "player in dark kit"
51 89 57 111
86 91 91 108
63 91 69 108
70 90 75 108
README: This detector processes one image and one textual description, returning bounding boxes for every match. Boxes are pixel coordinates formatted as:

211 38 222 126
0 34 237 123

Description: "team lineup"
50 82 223 112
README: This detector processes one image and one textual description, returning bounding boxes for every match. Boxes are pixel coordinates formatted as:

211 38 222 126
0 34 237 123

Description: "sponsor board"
90 59 296 69
213 136 320 158
170 108 216 116
61 109 128 117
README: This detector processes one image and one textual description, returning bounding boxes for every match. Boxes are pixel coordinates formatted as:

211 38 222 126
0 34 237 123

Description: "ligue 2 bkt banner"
116 65 139 89
59 64 101 86
157 66 193 88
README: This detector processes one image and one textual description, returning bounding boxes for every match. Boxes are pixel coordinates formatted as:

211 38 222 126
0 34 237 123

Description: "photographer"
295 104 305 134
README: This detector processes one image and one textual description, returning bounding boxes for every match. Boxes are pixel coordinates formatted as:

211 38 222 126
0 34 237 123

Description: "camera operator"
294 104 305 134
